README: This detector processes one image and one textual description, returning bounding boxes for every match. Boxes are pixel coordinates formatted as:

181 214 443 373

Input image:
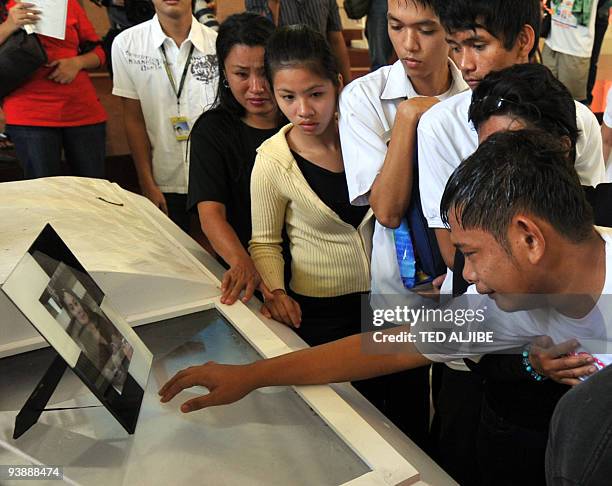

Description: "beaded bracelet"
522 347 547 382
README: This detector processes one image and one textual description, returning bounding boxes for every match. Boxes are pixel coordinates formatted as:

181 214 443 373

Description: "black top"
188 108 279 249
291 150 368 229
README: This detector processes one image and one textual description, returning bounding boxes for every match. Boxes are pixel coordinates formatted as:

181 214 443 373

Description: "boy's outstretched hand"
158 361 256 413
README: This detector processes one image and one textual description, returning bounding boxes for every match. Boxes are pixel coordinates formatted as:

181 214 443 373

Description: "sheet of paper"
23 0 68 40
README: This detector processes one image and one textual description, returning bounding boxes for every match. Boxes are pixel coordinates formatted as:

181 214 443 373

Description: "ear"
335 74 345 112
509 214 546 265
516 24 536 62
560 134 573 152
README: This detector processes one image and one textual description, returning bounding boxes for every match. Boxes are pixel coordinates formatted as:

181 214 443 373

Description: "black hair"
264 25 340 88
397 0 435 9
469 63 579 158
431 0 540 58
60 288 82 306
60 288 92 322
215 12 275 117
440 129 594 250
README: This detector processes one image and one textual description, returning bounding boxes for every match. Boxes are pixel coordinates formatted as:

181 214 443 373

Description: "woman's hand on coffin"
260 287 302 328
529 336 597 386
220 256 261 305
159 361 253 412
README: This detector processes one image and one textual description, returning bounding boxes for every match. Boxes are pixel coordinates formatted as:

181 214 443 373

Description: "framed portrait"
2 224 153 434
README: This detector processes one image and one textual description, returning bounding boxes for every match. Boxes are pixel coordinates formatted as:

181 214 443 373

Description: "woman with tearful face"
188 13 282 306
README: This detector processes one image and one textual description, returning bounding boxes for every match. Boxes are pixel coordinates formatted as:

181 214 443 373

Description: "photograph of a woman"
59 288 133 393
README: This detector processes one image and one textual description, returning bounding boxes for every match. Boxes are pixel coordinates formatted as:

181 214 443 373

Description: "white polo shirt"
545 0 599 58
339 59 468 304
418 89 607 230
112 15 218 194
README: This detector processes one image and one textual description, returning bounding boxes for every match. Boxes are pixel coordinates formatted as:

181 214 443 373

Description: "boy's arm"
159 330 432 412
369 97 439 228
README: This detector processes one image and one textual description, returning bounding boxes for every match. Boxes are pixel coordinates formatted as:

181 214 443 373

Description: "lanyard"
160 43 195 116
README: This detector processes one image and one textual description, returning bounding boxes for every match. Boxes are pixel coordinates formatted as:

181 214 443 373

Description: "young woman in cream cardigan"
249 25 374 346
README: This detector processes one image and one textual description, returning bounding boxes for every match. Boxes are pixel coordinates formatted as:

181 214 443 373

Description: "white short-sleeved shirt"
545 0 599 58
112 15 218 193
419 227 612 367
339 60 468 306
418 89 606 230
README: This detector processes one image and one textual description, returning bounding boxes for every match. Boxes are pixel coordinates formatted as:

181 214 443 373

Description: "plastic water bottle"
394 218 416 288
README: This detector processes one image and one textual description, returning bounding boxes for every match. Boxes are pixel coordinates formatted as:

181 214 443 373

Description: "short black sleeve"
188 108 279 249
188 109 233 209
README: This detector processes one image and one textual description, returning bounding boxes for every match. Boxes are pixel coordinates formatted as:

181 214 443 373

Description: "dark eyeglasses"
469 95 542 125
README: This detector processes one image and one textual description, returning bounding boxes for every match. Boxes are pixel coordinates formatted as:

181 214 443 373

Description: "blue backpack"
394 150 447 288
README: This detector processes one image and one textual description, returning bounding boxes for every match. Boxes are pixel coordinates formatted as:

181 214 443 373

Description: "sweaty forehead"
448 210 487 246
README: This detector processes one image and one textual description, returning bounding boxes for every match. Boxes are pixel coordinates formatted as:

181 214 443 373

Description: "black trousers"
477 398 548 486
163 193 190 234
430 363 484 486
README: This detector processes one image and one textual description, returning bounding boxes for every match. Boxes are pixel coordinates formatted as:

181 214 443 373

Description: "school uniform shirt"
112 15 218 194
545 0 599 58
418 89 606 230
338 59 467 305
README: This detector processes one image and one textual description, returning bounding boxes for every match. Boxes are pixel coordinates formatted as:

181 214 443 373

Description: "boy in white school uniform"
337 0 467 450
340 0 467 307
419 0 606 271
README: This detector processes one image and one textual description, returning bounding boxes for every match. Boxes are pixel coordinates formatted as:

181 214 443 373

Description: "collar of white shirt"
150 14 208 52
380 58 467 101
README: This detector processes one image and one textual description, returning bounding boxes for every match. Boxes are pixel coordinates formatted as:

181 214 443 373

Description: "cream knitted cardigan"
249 124 374 298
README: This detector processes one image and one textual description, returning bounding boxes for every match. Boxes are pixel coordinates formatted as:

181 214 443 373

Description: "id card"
170 116 190 141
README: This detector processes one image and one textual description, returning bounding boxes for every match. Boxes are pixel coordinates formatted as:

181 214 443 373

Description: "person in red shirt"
0 0 107 179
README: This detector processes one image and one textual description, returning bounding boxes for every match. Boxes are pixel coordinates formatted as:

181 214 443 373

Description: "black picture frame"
3 224 151 438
